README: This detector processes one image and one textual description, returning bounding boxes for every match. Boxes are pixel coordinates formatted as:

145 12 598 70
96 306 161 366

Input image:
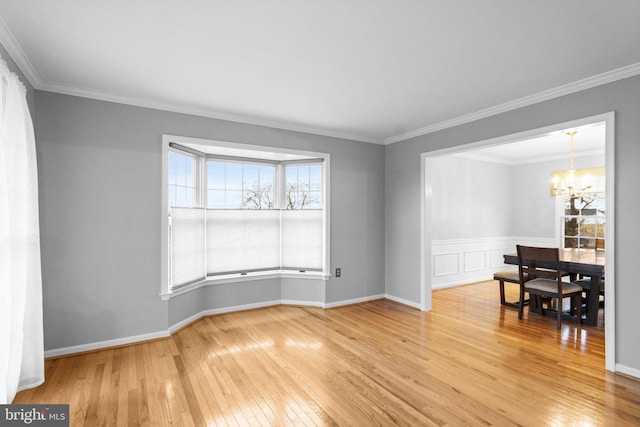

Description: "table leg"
584 276 602 326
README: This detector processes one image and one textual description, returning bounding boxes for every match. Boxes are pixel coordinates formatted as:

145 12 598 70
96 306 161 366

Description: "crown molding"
455 148 605 166
384 62 640 145
0 14 41 87
36 81 382 144
0 13 380 145
2 10 638 147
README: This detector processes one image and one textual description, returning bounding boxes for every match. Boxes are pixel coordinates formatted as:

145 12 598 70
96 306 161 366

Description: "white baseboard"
615 363 640 380
44 330 170 358
281 299 326 308
432 276 494 290
169 300 282 333
324 294 385 308
384 294 422 310
44 295 392 357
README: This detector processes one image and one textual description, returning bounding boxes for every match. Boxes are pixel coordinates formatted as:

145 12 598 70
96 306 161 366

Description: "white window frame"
556 192 605 249
167 147 205 208
160 135 330 300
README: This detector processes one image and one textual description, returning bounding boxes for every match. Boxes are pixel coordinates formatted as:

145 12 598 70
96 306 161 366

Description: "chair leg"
573 294 583 324
518 286 525 320
499 279 506 305
556 297 562 330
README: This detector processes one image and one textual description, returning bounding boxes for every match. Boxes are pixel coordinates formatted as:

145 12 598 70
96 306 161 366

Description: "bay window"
162 136 329 298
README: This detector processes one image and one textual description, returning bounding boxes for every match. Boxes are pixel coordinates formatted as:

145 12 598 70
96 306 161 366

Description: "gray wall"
35 91 385 351
385 74 640 373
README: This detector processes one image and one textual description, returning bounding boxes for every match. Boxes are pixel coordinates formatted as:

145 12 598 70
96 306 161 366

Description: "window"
285 163 322 209
167 150 198 208
207 161 276 209
561 193 605 249
162 136 329 297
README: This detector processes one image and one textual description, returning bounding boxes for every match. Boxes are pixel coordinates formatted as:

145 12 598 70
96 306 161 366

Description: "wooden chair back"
516 245 562 284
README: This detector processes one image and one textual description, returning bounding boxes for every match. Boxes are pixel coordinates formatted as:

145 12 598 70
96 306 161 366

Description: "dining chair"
493 270 530 308
516 245 583 330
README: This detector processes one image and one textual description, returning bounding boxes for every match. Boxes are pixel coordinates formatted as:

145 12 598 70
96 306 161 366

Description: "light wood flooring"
14 280 640 426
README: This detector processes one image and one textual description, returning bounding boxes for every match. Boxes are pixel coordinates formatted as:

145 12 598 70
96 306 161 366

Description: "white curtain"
0 57 44 404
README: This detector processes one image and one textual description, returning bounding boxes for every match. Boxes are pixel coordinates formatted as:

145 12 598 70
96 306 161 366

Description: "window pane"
580 218 598 237
286 165 298 188
243 164 259 189
593 195 606 216
564 237 579 248
310 165 322 190
168 152 176 185
176 187 186 207
226 164 243 190
227 190 243 208
177 155 186 186
260 165 275 185
207 162 225 189
308 192 322 209
185 158 194 187
208 190 225 209
564 218 578 237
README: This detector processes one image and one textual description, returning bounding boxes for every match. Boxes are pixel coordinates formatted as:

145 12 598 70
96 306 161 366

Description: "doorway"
420 112 615 371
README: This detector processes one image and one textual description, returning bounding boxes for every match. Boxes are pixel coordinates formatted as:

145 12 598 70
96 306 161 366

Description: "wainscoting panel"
463 250 486 272
431 236 554 289
433 253 460 277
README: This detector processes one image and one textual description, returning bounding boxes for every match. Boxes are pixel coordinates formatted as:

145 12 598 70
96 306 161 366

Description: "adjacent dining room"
427 118 609 331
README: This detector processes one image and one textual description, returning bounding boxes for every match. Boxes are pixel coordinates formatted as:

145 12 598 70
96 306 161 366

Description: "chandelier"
550 131 604 197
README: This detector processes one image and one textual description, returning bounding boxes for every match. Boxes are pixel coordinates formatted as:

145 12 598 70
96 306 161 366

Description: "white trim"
386 63 640 144
41 82 379 144
0 15 41 87
280 299 325 308
432 278 494 291
167 271 330 299
45 296 394 357
615 364 640 380
44 330 171 358
2 11 637 147
169 300 282 334
603 112 616 372
421 112 616 373
430 236 555 289
384 294 422 310
324 294 385 309
457 148 605 166
420 151 431 311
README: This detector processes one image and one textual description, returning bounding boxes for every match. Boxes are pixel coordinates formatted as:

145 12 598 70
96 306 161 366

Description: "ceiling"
1 1 639 144
456 121 605 164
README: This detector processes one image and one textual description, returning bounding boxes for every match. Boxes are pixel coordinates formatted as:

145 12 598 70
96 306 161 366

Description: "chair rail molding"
431 236 555 289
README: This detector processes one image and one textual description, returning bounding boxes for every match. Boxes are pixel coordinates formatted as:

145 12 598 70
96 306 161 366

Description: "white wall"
428 154 605 288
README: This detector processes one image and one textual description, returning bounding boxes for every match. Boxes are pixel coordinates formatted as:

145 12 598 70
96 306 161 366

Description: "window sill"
160 270 330 300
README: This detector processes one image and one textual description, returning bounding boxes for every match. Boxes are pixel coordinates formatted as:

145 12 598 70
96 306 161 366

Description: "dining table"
503 248 605 326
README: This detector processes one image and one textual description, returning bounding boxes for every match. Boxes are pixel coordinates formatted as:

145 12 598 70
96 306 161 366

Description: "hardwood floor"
15 281 640 426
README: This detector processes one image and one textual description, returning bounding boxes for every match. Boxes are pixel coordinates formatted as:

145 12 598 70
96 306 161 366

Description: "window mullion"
197 155 206 208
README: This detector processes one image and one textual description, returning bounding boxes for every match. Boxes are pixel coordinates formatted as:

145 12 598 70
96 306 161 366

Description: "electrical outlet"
335 268 341 277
